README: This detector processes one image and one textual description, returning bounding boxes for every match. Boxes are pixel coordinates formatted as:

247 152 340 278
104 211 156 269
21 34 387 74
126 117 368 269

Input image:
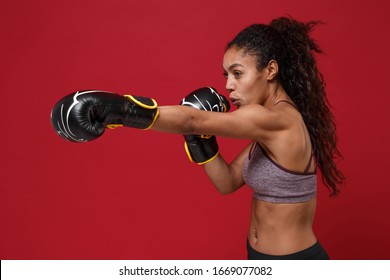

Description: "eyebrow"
223 63 244 72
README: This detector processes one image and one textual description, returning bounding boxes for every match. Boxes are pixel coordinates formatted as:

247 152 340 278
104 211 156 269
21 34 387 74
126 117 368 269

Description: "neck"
263 82 288 109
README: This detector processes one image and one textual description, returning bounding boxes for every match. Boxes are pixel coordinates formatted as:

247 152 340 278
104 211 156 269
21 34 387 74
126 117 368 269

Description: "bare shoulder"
260 103 313 170
270 101 302 122
236 103 298 139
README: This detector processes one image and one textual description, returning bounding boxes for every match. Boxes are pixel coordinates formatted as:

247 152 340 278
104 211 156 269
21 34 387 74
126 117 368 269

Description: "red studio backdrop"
1 0 389 260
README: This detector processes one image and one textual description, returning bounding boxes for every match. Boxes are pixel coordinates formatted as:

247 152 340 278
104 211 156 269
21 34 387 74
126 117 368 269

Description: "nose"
225 76 235 93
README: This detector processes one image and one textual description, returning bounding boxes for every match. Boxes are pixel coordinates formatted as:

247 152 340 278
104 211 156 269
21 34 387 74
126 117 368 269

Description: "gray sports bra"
242 142 317 203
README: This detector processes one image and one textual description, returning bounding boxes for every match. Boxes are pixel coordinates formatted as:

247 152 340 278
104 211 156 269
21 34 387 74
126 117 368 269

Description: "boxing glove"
180 87 230 164
50 90 159 142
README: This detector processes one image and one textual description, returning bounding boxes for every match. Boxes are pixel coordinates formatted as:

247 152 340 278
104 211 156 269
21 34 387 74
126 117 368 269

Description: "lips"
229 97 240 107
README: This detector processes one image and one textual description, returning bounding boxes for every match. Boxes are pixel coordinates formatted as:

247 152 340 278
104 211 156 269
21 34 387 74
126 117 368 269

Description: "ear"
266 60 279 80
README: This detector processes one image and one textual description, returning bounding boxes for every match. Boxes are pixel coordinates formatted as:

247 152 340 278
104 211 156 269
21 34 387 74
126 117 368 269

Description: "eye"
233 71 241 78
222 72 228 78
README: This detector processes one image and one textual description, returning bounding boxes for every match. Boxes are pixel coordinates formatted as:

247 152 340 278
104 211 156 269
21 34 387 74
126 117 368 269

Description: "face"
223 47 269 108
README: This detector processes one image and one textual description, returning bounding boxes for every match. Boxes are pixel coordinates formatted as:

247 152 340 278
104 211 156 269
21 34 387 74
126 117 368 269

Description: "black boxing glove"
180 87 230 164
50 90 159 142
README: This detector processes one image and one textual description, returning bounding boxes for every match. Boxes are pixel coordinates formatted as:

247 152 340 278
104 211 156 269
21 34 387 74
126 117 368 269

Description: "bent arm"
203 142 253 195
151 105 290 194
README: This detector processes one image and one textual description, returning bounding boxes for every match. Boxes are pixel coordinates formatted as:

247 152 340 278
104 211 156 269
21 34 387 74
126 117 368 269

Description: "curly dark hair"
226 16 345 196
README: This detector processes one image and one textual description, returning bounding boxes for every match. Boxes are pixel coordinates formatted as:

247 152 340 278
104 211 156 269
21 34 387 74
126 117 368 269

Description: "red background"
1 0 389 260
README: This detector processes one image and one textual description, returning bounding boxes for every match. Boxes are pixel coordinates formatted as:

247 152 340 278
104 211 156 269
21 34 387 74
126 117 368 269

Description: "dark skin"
153 46 317 255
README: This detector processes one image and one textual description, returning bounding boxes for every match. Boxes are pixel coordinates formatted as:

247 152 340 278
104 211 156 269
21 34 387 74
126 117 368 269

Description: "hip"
247 239 330 260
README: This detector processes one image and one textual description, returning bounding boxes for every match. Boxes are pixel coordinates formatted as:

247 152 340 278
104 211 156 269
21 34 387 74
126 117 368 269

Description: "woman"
51 16 345 260
154 17 345 259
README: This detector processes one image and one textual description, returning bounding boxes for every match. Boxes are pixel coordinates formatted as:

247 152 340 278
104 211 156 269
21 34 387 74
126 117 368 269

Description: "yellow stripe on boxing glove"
106 95 159 129
105 95 159 130
124 95 158 110
183 134 220 165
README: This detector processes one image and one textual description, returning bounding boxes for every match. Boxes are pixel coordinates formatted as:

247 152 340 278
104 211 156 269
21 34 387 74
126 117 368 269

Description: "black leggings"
247 240 330 260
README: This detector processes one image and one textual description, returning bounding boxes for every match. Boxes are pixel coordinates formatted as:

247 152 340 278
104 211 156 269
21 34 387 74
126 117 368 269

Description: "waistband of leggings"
247 239 325 259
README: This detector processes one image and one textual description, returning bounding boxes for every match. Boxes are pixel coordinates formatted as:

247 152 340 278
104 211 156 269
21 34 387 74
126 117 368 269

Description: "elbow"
215 185 237 195
207 168 243 196
218 190 233 196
